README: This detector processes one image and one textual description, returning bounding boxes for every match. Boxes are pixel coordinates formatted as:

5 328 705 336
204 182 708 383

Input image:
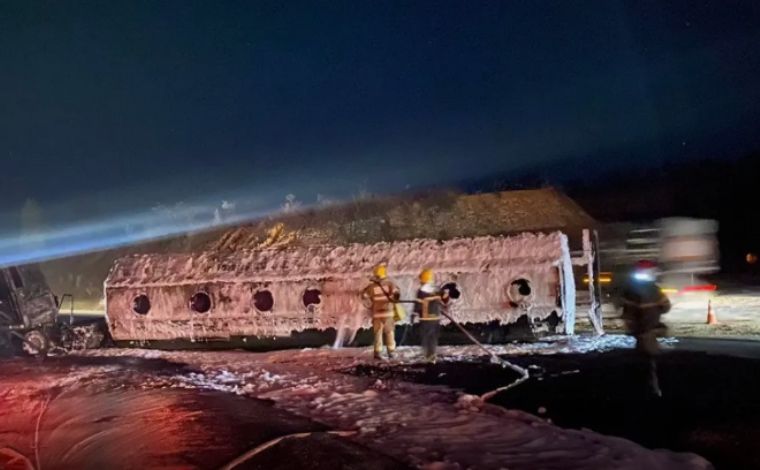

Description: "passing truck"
597 217 719 312
658 217 719 281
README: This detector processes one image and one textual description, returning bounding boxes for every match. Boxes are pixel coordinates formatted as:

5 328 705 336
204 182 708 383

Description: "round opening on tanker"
508 278 533 304
441 282 461 300
254 290 274 312
132 294 151 315
302 288 322 308
190 292 212 313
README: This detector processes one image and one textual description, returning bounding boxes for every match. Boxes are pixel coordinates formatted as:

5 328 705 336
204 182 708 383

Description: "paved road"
0 355 404 470
673 336 760 359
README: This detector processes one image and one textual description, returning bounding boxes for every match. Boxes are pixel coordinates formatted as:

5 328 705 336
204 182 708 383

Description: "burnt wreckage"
0 264 60 353
105 231 601 347
0 265 105 354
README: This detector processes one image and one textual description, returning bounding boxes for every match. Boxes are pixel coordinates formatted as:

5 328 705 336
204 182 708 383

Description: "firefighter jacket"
362 278 400 319
413 283 449 321
621 282 671 334
621 281 671 355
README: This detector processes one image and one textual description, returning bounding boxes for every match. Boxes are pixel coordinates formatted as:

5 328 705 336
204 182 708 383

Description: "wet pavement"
354 345 760 469
0 355 404 470
0 337 726 469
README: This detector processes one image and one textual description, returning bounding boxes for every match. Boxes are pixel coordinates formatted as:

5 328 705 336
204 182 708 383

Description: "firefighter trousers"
372 316 396 354
420 319 440 359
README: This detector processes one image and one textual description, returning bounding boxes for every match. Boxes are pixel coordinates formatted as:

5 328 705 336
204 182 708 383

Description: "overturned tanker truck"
104 231 586 349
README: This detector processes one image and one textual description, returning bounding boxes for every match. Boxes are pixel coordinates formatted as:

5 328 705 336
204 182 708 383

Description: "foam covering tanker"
105 232 577 345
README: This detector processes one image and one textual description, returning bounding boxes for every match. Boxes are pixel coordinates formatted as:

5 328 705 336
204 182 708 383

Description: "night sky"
2 1 760 254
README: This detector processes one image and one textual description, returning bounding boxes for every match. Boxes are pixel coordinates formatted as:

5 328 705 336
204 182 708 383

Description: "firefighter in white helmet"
621 259 671 397
414 268 450 363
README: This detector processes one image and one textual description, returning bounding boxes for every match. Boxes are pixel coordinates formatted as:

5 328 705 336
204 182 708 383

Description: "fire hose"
396 300 529 400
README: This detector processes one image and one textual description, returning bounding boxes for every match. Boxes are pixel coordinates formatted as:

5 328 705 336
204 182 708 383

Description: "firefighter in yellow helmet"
362 263 400 360
414 268 450 363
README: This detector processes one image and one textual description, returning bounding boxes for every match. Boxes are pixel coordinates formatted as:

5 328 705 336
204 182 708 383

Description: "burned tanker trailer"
104 231 577 349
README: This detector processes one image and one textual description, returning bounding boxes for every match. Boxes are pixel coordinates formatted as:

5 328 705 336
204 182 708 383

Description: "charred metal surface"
105 232 576 343
0 265 58 330
0 264 60 354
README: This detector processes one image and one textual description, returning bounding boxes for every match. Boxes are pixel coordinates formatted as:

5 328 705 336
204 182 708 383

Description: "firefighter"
362 263 400 360
621 260 671 397
414 268 449 363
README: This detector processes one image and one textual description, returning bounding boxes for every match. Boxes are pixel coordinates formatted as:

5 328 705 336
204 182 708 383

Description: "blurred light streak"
633 272 655 282
583 274 612 284
0 205 279 268
680 284 718 293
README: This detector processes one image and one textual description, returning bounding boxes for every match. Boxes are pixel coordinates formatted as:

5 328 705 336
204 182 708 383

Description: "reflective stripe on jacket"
414 283 446 321
362 279 399 319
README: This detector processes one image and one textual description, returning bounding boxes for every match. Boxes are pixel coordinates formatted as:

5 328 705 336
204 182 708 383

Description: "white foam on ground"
69 335 706 469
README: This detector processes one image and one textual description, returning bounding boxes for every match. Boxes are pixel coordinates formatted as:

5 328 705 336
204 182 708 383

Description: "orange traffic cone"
706 300 718 325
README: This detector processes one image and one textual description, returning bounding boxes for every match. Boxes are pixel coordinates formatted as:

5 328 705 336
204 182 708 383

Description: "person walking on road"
414 268 450 363
621 259 671 397
362 263 400 360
